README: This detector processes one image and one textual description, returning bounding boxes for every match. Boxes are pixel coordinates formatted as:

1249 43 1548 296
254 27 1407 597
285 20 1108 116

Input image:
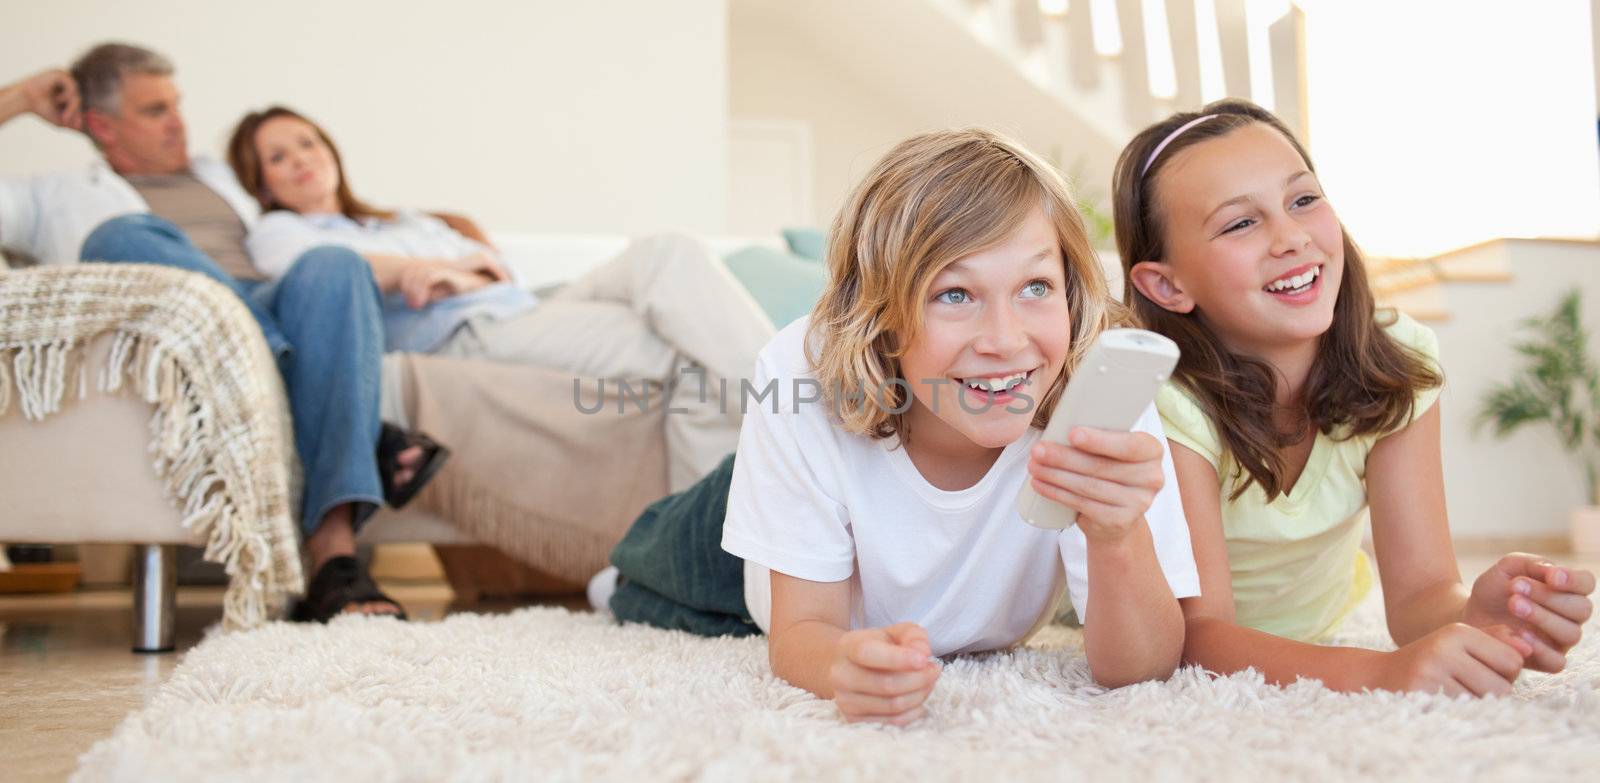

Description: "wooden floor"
2 551 1595 781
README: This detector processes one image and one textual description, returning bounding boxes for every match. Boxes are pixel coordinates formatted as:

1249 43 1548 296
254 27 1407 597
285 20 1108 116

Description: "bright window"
1302 0 1600 257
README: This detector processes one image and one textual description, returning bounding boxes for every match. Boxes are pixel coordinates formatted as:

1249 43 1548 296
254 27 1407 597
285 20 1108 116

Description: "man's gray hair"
70 42 173 116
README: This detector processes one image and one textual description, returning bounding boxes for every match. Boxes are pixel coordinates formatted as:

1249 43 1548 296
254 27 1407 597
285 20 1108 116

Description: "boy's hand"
830 622 940 726
1374 622 1531 697
1026 427 1165 542
1463 553 1595 673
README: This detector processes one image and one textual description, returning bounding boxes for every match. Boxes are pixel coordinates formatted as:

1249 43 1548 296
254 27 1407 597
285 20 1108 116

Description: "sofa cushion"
722 245 826 328
781 227 827 261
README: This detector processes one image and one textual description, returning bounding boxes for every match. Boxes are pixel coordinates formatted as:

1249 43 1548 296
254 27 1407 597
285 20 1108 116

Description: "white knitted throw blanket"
0 263 304 628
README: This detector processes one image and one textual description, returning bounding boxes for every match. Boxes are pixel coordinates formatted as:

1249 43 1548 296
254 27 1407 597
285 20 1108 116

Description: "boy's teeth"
1266 266 1320 292
964 371 1028 392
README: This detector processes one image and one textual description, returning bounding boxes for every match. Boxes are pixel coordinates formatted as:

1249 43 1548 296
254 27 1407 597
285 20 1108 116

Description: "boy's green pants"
608 454 759 637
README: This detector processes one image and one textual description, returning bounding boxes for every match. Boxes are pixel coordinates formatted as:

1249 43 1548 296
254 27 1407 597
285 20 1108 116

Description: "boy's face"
898 207 1072 461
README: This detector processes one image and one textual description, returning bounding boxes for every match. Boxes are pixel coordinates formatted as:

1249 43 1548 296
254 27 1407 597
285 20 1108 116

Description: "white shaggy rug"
76 596 1600 782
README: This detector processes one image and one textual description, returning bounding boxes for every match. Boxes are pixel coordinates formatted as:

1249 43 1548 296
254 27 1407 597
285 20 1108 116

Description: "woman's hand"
458 251 512 283
830 622 941 726
398 261 490 308
1372 622 1531 697
1462 553 1595 673
1026 428 1166 543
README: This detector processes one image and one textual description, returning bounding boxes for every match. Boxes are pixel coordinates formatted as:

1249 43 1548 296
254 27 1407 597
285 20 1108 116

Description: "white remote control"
1016 328 1180 530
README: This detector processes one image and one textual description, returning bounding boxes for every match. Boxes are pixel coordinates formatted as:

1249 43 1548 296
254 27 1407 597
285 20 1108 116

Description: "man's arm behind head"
0 69 83 131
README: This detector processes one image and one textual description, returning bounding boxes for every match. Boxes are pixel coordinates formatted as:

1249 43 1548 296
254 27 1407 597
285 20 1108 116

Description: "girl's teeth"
1267 266 1320 292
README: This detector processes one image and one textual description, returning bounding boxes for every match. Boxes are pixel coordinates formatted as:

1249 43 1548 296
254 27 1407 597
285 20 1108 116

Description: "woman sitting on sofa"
226 106 775 491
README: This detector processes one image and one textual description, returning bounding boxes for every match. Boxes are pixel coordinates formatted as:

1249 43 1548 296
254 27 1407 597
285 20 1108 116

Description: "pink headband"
1141 114 1217 177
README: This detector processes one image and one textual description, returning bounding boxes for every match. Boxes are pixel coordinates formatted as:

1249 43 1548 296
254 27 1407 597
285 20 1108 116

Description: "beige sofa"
0 248 674 651
0 344 475 650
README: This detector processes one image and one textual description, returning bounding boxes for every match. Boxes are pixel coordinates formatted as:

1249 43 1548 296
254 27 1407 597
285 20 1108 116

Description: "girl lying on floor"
590 128 1202 725
1115 99 1594 696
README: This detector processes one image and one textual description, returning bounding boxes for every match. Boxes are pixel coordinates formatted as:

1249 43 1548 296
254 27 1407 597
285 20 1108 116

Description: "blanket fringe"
1 265 301 630
117 332 281 628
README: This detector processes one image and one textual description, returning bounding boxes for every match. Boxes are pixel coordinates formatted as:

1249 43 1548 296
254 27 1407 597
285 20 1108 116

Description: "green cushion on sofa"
780 227 827 262
723 245 827 328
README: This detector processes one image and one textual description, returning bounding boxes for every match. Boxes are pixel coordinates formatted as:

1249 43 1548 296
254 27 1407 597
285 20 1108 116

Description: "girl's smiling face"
1139 122 1345 358
897 206 1072 459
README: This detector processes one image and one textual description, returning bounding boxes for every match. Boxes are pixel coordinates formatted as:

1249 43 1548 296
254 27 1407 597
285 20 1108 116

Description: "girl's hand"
1462 553 1596 673
1027 428 1166 543
830 622 941 726
1374 622 1531 697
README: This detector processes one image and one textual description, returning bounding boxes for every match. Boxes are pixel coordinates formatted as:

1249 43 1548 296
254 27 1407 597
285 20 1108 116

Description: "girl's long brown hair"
1112 99 1440 500
226 106 392 221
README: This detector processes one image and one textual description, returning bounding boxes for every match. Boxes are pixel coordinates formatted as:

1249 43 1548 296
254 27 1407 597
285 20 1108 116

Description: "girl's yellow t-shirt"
1155 312 1442 643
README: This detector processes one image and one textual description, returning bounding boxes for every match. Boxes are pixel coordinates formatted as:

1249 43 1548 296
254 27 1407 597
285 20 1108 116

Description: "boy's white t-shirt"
721 318 1201 657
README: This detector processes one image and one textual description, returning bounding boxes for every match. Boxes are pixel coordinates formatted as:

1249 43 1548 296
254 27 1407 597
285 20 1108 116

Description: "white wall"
0 0 728 236
1430 242 1600 539
728 0 1123 239
728 14 925 235
727 119 816 234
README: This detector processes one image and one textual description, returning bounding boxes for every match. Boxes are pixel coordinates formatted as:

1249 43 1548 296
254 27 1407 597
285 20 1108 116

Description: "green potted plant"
1061 159 1116 251
1477 287 1600 553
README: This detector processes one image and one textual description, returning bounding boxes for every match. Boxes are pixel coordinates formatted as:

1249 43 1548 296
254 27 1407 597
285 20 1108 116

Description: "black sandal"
378 423 450 509
291 556 408 622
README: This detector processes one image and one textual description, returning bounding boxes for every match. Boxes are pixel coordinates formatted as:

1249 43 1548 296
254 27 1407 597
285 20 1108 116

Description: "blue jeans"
81 213 385 535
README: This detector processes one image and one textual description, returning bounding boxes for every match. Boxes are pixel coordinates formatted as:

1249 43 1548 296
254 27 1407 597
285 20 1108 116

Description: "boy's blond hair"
806 128 1114 441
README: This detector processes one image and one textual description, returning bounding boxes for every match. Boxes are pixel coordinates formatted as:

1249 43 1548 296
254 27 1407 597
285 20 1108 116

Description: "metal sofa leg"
131 544 176 653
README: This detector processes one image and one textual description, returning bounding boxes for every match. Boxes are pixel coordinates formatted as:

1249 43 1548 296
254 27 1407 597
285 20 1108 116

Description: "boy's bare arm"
1030 428 1185 685
766 570 852 698
768 570 939 725
1081 521 1185 687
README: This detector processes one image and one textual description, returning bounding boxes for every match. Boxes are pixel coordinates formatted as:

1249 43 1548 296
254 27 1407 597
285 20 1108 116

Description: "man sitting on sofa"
0 43 434 621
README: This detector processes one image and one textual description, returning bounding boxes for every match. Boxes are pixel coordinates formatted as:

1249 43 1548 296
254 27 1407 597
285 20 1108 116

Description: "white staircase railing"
925 0 1306 142
909 1 1533 321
